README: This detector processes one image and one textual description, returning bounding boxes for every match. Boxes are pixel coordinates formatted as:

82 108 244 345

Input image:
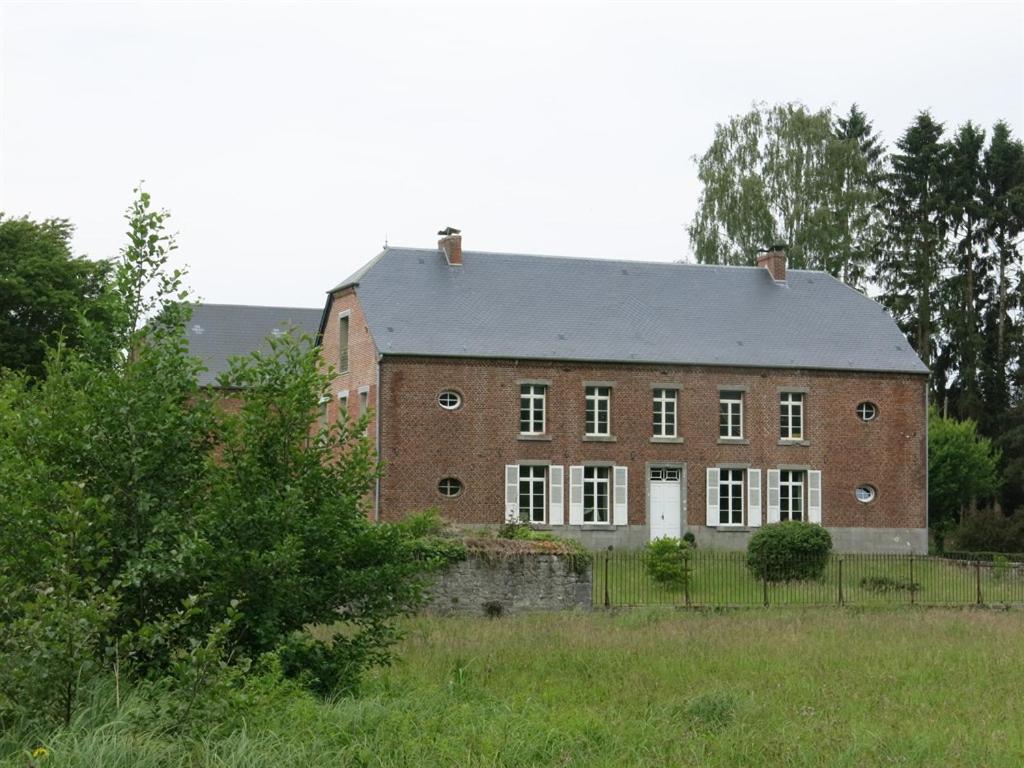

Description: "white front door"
649 467 682 540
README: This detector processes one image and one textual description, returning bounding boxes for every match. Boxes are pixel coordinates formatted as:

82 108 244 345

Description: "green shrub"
859 575 921 594
950 509 1024 553
645 537 692 590
682 531 697 547
993 554 1009 581
746 522 832 582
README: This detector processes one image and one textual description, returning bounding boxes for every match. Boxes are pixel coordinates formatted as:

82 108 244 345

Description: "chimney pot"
756 247 786 282
438 228 462 266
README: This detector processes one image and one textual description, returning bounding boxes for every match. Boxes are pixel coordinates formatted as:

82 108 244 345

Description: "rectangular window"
652 388 677 438
337 390 349 420
358 389 369 416
780 392 804 440
317 397 329 429
338 314 350 374
518 465 546 523
585 386 611 436
519 384 546 435
583 466 611 523
719 468 744 526
719 391 744 439
780 470 805 521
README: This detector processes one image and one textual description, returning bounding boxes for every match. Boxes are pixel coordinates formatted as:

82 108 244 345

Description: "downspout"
374 352 382 523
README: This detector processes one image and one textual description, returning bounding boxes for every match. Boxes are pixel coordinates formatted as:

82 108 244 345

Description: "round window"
856 402 877 422
855 485 876 503
438 477 463 497
437 390 462 410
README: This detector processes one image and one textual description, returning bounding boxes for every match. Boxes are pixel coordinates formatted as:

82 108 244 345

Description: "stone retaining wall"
426 553 592 616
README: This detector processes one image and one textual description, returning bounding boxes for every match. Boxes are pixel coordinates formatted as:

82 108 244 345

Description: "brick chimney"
757 245 787 282
438 227 462 266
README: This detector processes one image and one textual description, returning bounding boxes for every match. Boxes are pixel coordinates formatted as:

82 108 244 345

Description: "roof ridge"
375 245 835 275
191 302 321 312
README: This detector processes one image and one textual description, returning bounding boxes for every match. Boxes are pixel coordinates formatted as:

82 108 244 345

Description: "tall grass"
4 609 1024 767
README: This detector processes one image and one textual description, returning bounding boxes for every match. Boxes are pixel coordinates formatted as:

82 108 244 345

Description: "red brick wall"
319 288 379 446
377 356 927 530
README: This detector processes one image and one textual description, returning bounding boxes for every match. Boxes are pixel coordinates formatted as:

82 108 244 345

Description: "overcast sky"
2 2 1022 308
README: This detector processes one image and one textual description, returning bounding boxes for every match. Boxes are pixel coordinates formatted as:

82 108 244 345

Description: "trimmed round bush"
746 522 832 582
645 537 692 589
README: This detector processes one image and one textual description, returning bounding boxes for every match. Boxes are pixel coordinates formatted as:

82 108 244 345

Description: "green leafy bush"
0 188 450 728
859 575 921 594
746 522 832 582
645 537 692 590
950 509 1024 553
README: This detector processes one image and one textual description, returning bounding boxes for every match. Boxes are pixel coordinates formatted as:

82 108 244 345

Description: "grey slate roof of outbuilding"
185 303 323 386
331 247 928 375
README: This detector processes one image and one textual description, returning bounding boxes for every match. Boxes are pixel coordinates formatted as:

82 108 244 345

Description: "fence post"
683 556 692 608
763 576 769 608
909 554 915 606
838 557 844 606
603 552 610 608
976 559 983 606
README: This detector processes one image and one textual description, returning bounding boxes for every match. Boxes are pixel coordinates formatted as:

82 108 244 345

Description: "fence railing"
591 550 1024 608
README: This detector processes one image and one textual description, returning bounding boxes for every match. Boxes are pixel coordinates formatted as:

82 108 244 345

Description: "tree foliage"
0 215 113 378
0 188 451 730
928 407 1001 526
689 102 881 286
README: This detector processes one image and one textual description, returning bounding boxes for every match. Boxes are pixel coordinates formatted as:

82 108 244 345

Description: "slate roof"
330 247 928 375
184 303 322 386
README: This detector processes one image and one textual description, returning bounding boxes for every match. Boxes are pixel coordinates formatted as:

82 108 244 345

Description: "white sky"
2 1 1022 308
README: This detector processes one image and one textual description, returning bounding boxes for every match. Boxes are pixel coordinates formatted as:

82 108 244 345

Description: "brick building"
317 232 929 553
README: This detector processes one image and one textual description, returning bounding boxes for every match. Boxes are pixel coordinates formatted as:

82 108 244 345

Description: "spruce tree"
877 112 949 382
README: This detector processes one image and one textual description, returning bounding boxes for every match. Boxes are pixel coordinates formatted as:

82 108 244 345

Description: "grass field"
594 551 1024 607
5 608 1024 767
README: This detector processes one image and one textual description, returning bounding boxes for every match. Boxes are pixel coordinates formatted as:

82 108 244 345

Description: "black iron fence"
592 549 1024 608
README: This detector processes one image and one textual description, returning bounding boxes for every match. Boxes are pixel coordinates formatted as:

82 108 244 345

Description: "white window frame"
779 469 805 521
652 388 677 438
780 392 805 441
585 386 611 437
857 402 877 422
518 465 547 523
519 384 546 435
718 468 745 526
337 312 350 374
855 484 876 503
582 465 611 523
719 391 744 439
358 386 369 416
438 390 462 410
337 389 349 420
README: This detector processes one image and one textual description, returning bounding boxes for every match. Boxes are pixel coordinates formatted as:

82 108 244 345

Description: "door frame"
645 461 687 541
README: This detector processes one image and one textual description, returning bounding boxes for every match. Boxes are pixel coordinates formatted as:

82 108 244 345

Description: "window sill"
518 434 553 442
711 526 752 533
583 435 617 442
650 436 684 444
717 438 750 445
778 439 810 447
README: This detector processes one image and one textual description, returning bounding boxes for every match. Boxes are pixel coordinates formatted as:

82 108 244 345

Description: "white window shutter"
504 465 519 523
705 467 720 527
808 470 822 524
613 466 628 526
568 466 584 525
747 469 762 528
549 465 565 526
767 469 781 523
